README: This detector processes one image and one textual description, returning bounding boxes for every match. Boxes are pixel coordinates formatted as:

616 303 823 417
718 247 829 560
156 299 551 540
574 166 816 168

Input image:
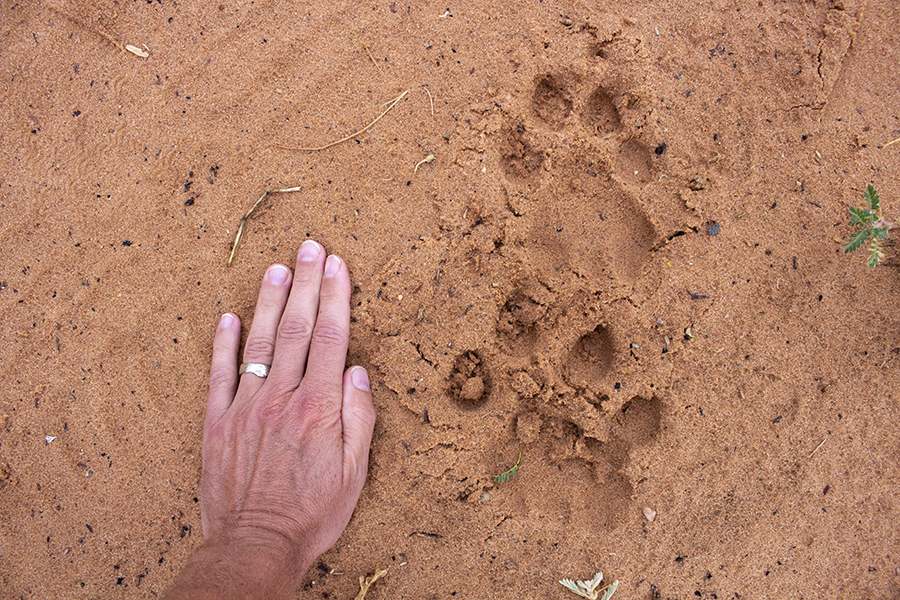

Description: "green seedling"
560 572 618 600
493 452 521 483
844 185 893 268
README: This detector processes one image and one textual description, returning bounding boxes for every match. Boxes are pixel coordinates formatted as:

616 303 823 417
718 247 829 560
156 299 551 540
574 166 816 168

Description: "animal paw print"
582 84 622 137
499 122 544 188
563 323 615 391
448 351 491 410
496 287 546 358
496 75 661 287
532 73 575 130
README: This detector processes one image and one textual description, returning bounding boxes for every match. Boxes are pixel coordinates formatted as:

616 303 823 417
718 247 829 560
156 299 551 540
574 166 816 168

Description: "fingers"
341 366 376 487
268 240 325 391
240 264 293 395
297 255 351 409
206 313 241 424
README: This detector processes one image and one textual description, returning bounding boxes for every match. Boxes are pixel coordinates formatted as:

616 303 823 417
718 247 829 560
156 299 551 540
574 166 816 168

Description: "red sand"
1 1 899 598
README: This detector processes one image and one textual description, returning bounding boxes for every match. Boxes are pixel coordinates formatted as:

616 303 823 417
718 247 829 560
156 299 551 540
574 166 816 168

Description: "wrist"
164 534 313 600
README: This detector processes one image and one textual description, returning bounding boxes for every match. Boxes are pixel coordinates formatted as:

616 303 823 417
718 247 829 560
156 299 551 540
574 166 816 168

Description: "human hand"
165 240 376 600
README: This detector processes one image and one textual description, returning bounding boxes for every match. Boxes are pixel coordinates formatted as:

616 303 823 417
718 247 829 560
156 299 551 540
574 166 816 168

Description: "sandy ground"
1 0 899 598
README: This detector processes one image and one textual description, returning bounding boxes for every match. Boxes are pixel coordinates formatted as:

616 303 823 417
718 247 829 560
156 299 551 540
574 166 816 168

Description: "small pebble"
643 507 657 522
480 491 491 502
45 436 56 444
707 222 720 235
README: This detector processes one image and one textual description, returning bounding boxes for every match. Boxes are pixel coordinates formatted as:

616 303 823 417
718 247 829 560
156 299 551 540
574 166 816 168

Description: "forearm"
163 539 312 600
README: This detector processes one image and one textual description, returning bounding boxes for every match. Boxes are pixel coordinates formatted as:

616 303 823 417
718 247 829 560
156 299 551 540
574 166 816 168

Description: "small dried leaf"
560 572 613 600
354 569 387 600
600 580 619 600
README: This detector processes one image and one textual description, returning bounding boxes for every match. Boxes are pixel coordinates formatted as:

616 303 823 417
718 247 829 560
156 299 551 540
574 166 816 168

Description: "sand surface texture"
2 1 899 598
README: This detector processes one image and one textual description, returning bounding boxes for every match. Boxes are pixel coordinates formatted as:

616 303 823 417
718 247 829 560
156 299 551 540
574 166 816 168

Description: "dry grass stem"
273 90 409 152
49 6 146 56
49 6 124 51
227 186 302 266
354 569 387 600
882 137 900 149
421 85 434 116
363 44 383 74
808 437 827 458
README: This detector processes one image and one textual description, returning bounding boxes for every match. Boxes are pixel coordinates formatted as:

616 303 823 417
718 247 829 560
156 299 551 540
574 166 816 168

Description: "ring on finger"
239 363 270 378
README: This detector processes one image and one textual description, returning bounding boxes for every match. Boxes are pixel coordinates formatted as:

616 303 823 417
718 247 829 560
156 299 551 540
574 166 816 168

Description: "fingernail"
299 240 320 262
219 313 234 329
266 264 290 285
324 255 341 278
351 367 371 392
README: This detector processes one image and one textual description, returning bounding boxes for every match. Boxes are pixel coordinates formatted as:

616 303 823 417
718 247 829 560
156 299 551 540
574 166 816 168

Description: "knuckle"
255 399 286 423
311 321 348 348
208 366 234 391
349 401 377 435
360 401 377 428
248 392 290 425
243 336 276 359
292 268 318 286
277 316 315 343
294 384 342 414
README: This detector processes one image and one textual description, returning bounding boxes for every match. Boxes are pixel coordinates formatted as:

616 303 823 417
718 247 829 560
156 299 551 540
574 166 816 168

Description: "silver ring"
239 363 270 378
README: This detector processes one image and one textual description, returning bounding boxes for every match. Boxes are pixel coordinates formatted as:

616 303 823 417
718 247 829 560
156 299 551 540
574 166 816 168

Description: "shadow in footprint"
448 351 492 410
497 289 545 358
613 395 662 447
564 324 615 391
532 74 574 130
499 123 543 186
582 85 622 137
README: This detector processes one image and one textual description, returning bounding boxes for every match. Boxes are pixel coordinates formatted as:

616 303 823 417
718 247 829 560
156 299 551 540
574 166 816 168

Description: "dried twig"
227 186 302 266
273 90 409 152
354 569 387 600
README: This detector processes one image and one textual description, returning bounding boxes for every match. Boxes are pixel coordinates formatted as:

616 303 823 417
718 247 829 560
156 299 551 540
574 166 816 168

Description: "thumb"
341 366 376 489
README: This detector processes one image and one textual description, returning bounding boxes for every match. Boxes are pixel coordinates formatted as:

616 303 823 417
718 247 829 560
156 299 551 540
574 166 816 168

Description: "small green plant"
845 185 893 268
559 572 618 600
493 452 521 483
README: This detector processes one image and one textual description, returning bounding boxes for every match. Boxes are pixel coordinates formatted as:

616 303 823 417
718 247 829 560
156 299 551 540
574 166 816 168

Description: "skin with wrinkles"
163 240 376 600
